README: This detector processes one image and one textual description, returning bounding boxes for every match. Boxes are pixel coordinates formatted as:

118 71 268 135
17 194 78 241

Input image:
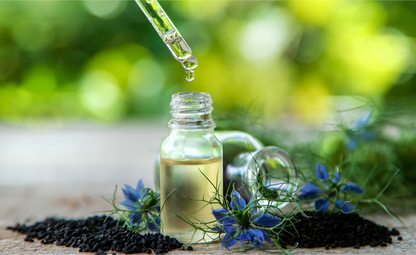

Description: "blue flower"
347 111 375 150
212 191 281 248
120 179 160 232
298 163 365 213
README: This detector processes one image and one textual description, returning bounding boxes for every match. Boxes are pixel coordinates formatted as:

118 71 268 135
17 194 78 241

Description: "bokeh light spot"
83 0 126 19
87 44 151 89
79 70 125 121
53 90 83 120
239 7 295 64
328 1 386 36
292 76 331 124
22 65 57 96
12 20 53 51
128 58 165 98
336 29 411 95
174 1 228 21
0 85 33 122
288 0 336 26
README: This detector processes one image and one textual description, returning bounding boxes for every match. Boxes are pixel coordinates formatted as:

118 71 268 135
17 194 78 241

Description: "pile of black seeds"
7 215 187 254
278 211 402 249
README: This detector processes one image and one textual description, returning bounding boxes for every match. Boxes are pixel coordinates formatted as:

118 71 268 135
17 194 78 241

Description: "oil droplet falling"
182 55 197 82
185 70 195 82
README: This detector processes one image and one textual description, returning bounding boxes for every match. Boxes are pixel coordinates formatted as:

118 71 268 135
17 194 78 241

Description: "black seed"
186 246 193 251
389 228 400 236
398 236 403 240
277 211 399 250
6 216 183 254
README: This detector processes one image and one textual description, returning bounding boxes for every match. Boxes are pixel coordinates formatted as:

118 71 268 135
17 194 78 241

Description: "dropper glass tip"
185 70 195 82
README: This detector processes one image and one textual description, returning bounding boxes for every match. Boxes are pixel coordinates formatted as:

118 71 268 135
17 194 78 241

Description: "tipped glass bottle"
159 92 223 243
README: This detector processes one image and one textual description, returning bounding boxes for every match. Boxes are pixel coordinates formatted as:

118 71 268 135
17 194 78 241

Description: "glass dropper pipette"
134 0 198 82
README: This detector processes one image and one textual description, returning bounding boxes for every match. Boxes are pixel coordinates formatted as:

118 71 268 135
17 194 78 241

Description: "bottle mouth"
168 92 216 129
224 146 298 208
247 147 298 208
170 92 213 111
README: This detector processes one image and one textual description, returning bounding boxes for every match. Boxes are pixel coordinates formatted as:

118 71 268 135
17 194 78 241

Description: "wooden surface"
0 123 415 254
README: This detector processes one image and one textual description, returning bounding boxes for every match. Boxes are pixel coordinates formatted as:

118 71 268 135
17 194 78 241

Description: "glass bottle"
156 131 297 210
159 92 223 243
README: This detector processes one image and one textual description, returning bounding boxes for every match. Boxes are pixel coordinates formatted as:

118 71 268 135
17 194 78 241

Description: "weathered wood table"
0 124 415 254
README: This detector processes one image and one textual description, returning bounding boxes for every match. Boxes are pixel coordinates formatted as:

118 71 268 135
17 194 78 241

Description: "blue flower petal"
253 228 264 240
341 182 365 194
298 191 320 200
144 214 159 232
347 139 357 150
239 230 251 245
247 194 258 215
249 228 265 248
223 216 238 225
129 211 143 226
357 111 372 128
214 222 238 234
335 200 356 213
211 226 225 233
362 131 375 141
120 200 139 211
136 181 144 198
298 183 323 200
334 171 341 184
212 208 230 223
147 221 159 232
315 199 330 211
252 213 281 227
230 190 246 211
316 163 330 180
261 230 272 243
122 184 140 202
300 183 322 193
221 231 238 248
137 179 145 190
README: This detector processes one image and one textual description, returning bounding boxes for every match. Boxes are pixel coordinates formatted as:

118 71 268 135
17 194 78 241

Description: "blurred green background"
1 0 416 212
0 0 415 124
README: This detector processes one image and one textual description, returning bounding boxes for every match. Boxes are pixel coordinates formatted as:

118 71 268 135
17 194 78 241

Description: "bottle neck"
167 92 216 130
168 127 215 135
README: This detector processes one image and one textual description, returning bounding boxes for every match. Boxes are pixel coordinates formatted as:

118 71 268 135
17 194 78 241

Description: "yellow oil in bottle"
160 157 223 243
